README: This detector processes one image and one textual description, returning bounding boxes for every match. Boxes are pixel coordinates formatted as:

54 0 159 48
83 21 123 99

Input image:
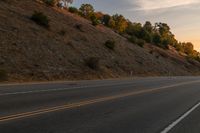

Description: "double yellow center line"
0 80 200 123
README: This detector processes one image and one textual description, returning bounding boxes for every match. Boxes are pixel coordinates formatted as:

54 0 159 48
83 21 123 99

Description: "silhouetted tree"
94 12 104 21
102 14 111 26
68 6 79 14
126 22 142 37
79 4 94 18
143 21 153 33
108 18 116 29
153 33 162 46
174 42 184 52
112 14 128 33
182 42 194 55
90 14 99 26
58 0 74 7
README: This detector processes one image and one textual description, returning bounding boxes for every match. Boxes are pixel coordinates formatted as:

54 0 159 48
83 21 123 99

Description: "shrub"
43 0 56 6
153 33 162 45
128 36 138 44
187 54 200 63
137 39 145 47
68 7 79 14
58 29 66 36
79 4 94 18
0 69 7 81
104 40 115 50
31 11 50 28
161 39 170 49
195 56 200 62
128 36 145 47
92 19 99 26
149 50 154 54
90 14 99 26
74 24 84 32
85 57 100 70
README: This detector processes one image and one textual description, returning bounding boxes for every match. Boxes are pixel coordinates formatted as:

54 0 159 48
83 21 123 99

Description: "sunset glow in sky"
72 0 200 51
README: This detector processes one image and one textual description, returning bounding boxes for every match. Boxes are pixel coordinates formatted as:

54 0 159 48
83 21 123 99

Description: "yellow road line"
0 80 200 123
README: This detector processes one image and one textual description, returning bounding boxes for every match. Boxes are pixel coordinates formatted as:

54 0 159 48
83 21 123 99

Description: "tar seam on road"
0 80 200 123
160 101 200 133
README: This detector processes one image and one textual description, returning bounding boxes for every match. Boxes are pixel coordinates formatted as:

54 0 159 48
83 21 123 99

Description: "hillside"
1 0 200 82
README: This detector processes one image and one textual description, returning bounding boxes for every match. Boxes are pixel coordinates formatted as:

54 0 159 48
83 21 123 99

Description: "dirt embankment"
0 0 200 82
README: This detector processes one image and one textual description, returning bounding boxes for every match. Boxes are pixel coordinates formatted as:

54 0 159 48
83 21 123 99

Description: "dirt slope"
0 0 200 81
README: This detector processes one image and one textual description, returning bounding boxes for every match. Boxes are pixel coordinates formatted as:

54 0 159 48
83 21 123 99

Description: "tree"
153 33 162 46
191 50 200 62
126 21 152 43
139 28 152 43
174 42 184 52
79 4 94 18
108 18 116 29
43 0 73 7
102 14 111 26
143 21 153 33
182 42 194 55
58 0 73 7
155 22 171 36
153 22 178 48
65 0 73 7
126 22 142 37
43 0 57 6
90 14 99 26
68 6 79 14
94 12 104 21
112 14 128 33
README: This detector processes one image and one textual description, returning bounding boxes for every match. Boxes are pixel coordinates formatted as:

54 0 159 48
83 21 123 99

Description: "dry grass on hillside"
0 0 200 81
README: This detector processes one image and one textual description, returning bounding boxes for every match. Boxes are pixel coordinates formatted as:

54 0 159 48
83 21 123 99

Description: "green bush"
92 19 99 26
0 69 7 81
195 56 200 62
161 39 170 49
74 24 84 32
85 57 100 70
187 54 200 63
128 36 138 44
104 40 115 50
153 33 162 45
31 11 50 28
43 0 56 6
90 14 99 26
128 36 145 47
68 7 79 14
137 39 145 47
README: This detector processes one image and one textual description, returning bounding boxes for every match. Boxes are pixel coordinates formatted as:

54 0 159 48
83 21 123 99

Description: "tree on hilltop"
79 4 94 18
43 0 74 8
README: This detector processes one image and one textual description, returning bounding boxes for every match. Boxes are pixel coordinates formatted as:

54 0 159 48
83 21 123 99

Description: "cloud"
131 0 199 11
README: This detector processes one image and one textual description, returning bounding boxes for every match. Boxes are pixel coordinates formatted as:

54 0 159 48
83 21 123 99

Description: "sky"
72 0 200 51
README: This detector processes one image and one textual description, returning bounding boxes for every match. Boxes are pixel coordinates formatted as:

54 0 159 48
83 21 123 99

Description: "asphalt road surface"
0 77 200 133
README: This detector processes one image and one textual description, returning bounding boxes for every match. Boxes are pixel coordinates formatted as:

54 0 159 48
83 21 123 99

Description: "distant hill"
0 0 200 82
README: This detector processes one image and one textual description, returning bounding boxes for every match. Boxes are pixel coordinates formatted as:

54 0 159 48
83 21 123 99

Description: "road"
0 77 200 133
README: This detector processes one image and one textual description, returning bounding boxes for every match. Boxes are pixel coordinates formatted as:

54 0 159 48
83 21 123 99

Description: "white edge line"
0 82 136 96
160 101 200 133
0 77 140 87
1 80 200 96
